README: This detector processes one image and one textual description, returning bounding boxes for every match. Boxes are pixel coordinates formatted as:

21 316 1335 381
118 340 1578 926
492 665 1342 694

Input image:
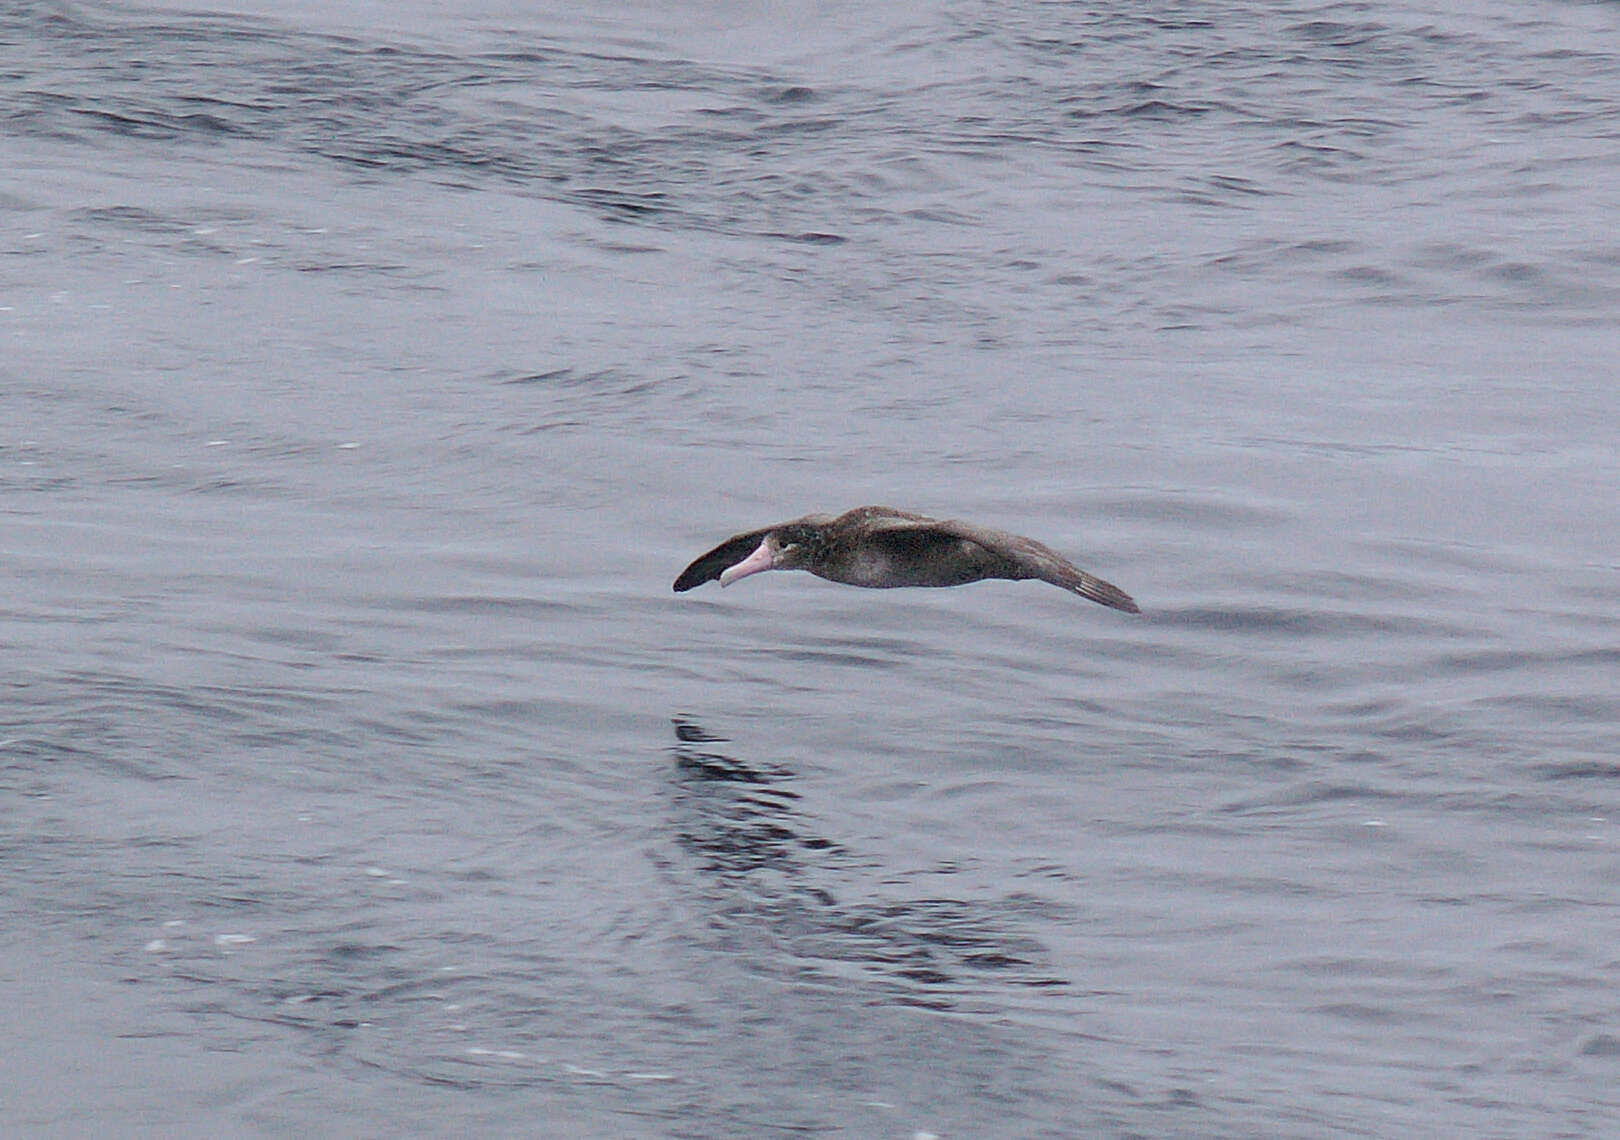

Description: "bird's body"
673 505 1139 613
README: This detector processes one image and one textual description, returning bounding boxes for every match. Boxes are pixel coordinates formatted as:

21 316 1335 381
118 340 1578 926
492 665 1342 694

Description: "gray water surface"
4 1 1620 1136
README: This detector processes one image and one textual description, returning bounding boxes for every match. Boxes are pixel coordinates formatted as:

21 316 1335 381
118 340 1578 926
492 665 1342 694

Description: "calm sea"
4 1 1620 1136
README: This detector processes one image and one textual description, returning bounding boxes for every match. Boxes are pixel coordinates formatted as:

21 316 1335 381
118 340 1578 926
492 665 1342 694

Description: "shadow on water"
666 717 1066 1007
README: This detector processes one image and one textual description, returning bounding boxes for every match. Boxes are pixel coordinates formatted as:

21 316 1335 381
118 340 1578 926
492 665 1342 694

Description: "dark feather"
672 527 772 591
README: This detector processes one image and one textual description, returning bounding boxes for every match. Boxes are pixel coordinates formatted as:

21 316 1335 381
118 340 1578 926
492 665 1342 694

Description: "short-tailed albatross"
673 506 1139 613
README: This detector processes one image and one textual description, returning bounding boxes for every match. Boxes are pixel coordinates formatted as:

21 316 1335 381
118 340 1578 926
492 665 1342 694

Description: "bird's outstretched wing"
672 526 775 591
930 519 1141 613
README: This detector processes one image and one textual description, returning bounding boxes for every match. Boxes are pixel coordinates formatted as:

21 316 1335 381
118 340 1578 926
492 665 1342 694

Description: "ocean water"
4 1 1620 1136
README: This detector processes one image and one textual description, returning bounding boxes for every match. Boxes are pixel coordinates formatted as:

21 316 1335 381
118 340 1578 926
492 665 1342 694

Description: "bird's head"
719 524 825 586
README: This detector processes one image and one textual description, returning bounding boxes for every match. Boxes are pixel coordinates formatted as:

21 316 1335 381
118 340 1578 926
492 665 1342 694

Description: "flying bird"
673 505 1139 613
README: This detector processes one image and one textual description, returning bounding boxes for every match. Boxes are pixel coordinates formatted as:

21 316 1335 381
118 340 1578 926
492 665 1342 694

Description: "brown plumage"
673 505 1139 613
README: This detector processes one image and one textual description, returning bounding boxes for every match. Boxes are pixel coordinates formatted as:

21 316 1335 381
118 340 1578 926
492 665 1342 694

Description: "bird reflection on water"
666 719 1065 1005
669 717 829 876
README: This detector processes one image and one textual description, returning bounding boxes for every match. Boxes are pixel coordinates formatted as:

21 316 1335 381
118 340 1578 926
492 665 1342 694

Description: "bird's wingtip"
1074 575 1140 614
